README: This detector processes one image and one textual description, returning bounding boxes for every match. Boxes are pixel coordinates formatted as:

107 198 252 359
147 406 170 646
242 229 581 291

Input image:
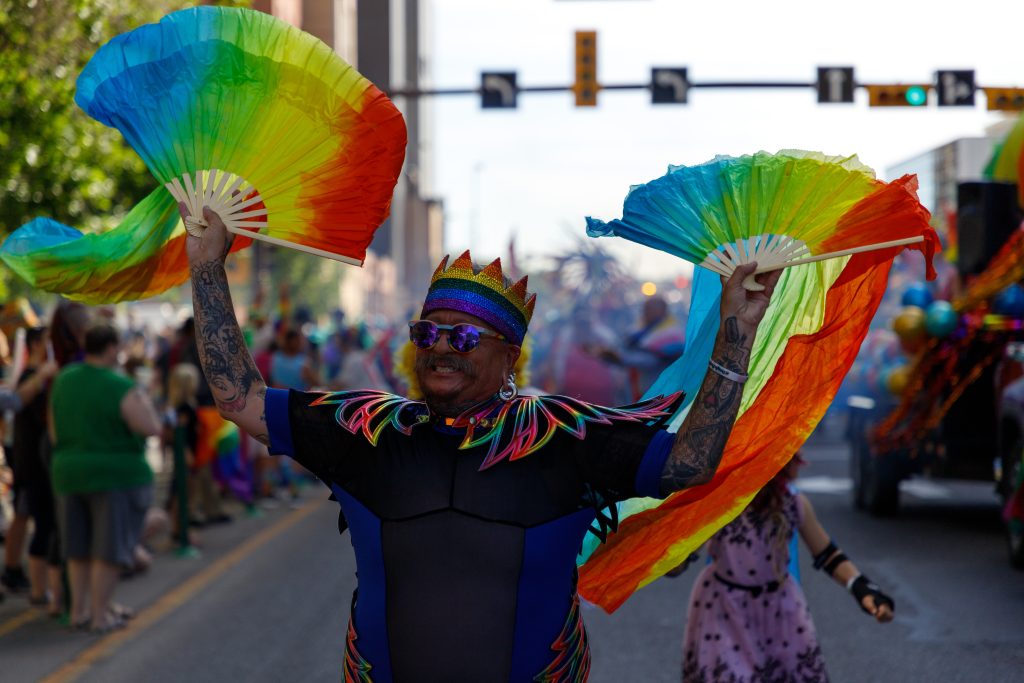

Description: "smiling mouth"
431 366 461 375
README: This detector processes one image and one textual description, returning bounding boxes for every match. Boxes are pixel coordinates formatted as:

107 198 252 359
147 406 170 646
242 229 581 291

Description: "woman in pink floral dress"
680 455 895 682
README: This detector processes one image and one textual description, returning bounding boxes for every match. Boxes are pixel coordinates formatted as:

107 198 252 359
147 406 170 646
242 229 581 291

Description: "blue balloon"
994 284 1024 317
925 300 958 337
901 282 934 309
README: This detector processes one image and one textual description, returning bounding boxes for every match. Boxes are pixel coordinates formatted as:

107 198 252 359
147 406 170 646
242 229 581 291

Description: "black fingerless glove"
850 574 894 614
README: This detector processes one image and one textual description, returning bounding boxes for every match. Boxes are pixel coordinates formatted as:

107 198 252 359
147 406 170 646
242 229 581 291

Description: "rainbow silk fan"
984 111 1024 204
575 150 940 612
1 6 406 302
586 150 938 288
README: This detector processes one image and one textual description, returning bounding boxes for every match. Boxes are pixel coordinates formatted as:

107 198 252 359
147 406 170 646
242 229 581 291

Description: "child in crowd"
165 363 200 540
678 453 895 682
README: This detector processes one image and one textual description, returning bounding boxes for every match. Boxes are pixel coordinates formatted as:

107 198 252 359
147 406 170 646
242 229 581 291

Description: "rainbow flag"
577 247 905 612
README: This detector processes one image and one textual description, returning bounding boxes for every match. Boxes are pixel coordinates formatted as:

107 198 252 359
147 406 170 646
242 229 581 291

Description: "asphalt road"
3 428 1023 682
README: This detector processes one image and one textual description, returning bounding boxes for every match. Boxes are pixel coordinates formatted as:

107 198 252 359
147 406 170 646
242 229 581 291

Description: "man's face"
414 309 520 414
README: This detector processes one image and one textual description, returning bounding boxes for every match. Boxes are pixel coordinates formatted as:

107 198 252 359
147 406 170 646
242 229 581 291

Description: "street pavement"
2 424 1023 682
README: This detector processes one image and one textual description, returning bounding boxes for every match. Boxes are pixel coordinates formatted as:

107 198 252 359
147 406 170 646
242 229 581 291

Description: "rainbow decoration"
309 389 683 472
422 251 537 346
449 392 682 470
984 111 1024 201
577 152 938 612
0 188 249 304
1 6 406 302
196 407 253 504
586 150 938 284
532 594 591 682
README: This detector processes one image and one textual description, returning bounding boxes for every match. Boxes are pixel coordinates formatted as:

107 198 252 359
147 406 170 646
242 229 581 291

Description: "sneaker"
0 566 29 593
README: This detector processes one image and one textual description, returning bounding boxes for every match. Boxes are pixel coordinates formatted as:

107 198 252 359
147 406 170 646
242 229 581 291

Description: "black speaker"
956 181 1022 277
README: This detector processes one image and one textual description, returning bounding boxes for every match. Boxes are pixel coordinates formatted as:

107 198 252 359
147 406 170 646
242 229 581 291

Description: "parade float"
843 112 1024 568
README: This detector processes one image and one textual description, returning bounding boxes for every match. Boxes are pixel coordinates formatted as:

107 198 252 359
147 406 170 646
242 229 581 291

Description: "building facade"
250 0 444 320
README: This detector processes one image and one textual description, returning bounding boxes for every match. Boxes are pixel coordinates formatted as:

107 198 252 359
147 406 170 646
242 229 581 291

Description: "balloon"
925 300 958 337
885 364 911 395
901 282 934 309
994 284 1024 317
893 306 927 342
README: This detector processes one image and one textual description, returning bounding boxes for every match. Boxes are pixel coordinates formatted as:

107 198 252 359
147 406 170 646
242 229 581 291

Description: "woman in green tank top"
50 323 163 633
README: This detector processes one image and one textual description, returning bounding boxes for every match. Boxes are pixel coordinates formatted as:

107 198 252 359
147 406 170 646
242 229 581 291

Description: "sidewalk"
0 488 319 683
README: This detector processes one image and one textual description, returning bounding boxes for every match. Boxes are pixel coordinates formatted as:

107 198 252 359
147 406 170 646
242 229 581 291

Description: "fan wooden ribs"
700 233 926 291
164 170 363 265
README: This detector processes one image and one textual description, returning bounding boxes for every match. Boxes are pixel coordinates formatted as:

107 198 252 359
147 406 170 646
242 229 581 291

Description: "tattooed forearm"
659 316 751 496
190 259 267 436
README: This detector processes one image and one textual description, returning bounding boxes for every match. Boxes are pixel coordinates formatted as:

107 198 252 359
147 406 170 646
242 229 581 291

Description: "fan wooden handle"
740 235 926 291
165 170 364 266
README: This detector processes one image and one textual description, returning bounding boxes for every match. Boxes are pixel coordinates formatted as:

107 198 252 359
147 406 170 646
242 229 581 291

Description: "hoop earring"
499 373 518 401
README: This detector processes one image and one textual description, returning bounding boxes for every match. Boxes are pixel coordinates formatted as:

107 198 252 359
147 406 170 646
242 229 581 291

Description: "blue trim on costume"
264 388 294 457
635 429 673 499
332 485 393 682
509 507 594 682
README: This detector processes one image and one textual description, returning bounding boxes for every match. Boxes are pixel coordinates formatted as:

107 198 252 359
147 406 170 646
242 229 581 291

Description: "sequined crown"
420 250 536 345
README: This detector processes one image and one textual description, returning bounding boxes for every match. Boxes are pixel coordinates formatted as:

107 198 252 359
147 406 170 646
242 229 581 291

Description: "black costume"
265 388 682 683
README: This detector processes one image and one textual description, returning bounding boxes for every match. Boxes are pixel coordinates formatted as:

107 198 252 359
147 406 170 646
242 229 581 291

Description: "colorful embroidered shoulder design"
308 390 684 470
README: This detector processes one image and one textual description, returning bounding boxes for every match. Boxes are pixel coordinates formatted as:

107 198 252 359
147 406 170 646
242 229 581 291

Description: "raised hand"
178 204 233 266
720 262 783 341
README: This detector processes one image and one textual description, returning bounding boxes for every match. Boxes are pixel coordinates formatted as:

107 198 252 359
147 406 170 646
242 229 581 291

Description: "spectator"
270 329 319 391
594 295 686 401
1 328 58 604
50 323 162 632
331 327 390 391
164 363 200 540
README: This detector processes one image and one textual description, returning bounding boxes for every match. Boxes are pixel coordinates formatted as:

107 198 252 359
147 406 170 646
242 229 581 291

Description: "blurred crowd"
0 249 689 634
0 296 415 633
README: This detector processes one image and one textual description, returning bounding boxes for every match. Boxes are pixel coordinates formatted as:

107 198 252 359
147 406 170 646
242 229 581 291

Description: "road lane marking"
900 480 953 500
797 476 956 500
40 498 325 683
0 607 43 637
796 476 853 494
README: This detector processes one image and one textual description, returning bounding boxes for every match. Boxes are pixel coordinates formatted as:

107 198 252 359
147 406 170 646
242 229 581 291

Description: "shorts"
24 480 58 563
13 482 31 517
58 485 153 567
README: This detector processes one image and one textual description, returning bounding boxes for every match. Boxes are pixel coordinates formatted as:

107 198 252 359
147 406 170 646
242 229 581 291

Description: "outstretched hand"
861 594 895 623
720 262 782 340
179 204 233 267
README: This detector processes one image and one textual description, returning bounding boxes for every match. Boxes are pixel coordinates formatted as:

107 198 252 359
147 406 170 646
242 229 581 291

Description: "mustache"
415 352 476 376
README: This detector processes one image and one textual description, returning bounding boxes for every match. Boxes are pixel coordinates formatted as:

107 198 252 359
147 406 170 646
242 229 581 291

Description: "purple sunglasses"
408 320 506 354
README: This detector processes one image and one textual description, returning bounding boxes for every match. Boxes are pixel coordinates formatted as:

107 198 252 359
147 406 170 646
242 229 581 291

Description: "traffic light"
651 67 689 104
817 66 855 103
866 84 929 107
574 30 598 107
936 70 975 107
480 72 517 109
986 87 1024 111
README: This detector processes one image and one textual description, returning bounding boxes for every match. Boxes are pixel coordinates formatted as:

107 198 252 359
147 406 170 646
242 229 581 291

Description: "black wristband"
812 541 838 570
850 574 895 614
823 552 849 577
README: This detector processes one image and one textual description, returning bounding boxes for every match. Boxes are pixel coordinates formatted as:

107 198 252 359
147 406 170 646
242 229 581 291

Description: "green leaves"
0 0 251 299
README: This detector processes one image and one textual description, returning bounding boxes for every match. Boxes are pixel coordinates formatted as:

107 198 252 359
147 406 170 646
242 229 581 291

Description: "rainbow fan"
586 150 938 289
577 151 939 612
984 111 1024 204
1 6 406 302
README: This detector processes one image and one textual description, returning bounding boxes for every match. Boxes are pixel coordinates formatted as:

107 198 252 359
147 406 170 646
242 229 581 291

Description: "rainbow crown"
420 250 536 345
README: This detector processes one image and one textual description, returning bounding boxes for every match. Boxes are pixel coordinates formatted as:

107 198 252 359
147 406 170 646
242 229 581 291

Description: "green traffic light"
905 86 927 106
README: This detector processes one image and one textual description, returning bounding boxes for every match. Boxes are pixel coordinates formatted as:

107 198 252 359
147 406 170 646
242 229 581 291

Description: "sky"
428 0 1022 279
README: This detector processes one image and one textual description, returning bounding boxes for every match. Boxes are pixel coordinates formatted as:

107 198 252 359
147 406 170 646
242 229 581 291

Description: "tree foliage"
0 0 248 299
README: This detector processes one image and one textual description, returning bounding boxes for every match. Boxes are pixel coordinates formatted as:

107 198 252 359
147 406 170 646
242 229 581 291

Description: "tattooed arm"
184 206 269 445
659 262 782 496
